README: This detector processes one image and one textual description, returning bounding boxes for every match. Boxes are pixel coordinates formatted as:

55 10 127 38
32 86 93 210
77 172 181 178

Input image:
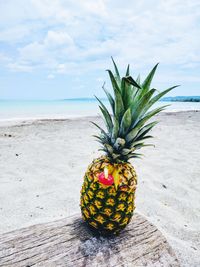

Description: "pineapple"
80 58 178 235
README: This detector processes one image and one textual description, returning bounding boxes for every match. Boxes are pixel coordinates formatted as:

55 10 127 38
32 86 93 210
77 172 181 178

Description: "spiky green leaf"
127 153 143 159
130 89 157 124
90 121 110 141
125 64 130 76
95 95 113 132
135 121 158 140
121 78 134 109
107 70 124 120
142 85 179 114
124 76 141 89
111 117 119 143
121 148 135 155
102 86 115 114
132 105 169 129
120 108 131 136
142 63 159 93
99 106 113 132
111 57 120 85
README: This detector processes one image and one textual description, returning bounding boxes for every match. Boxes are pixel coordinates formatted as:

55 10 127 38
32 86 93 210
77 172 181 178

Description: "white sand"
0 111 200 266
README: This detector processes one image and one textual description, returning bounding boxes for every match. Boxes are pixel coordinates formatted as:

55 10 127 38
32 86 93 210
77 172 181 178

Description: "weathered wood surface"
0 213 180 267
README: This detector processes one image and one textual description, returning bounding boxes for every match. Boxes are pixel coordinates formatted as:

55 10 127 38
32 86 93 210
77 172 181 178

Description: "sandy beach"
0 111 200 266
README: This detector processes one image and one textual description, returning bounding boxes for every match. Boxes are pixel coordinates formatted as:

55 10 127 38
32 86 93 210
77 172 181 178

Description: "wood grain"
0 213 180 267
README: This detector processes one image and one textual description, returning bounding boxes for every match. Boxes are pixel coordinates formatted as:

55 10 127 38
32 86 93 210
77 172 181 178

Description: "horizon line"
0 95 200 101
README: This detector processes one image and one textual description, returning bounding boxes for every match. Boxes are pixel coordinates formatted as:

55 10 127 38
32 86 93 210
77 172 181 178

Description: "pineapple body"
80 157 137 235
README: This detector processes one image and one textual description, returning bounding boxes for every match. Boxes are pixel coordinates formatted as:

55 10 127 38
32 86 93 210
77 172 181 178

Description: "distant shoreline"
1 96 200 102
161 96 200 102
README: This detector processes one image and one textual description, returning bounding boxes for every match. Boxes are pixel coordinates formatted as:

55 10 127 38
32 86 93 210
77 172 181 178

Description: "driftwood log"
0 213 180 267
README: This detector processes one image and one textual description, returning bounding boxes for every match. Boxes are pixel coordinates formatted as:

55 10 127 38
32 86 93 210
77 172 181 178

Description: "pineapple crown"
92 58 179 163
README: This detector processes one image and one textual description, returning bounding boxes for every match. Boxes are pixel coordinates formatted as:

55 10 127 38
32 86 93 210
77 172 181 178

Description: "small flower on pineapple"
98 167 114 185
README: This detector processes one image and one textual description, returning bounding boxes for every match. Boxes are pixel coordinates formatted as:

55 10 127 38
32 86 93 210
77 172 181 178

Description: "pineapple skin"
80 157 137 235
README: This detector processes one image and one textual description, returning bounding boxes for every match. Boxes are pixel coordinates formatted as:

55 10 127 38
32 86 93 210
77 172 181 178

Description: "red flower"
98 168 114 186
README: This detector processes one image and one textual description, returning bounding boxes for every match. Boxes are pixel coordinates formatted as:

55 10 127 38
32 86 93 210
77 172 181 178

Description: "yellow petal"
112 168 120 190
107 164 114 173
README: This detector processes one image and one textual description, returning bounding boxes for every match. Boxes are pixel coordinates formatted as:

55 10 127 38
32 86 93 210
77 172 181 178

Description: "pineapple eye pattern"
90 182 98 190
83 194 89 204
119 185 129 192
94 199 103 209
103 207 112 216
112 212 122 222
96 190 105 199
87 190 94 199
123 170 132 179
107 187 117 196
105 223 115 230
90 221 98 229
95 215 106 224
118 192 127 201
88 205 96 215
84 180 89 188
121 216 129 226
116 202 126 211
128 194 134 203
127 204 134 213
82 208 90 219
106 198 115 206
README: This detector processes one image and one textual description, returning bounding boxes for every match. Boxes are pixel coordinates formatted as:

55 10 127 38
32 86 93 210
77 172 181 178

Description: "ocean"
0 99 200 121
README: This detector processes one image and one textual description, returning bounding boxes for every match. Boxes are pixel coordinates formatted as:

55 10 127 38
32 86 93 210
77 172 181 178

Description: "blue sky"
0 0 200 99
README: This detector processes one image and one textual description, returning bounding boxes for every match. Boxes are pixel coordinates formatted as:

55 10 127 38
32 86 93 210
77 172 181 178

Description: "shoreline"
0 109 199 127
0 114 99 127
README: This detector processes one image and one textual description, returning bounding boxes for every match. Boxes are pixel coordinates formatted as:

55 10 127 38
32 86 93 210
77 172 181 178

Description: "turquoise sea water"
0 99 200 120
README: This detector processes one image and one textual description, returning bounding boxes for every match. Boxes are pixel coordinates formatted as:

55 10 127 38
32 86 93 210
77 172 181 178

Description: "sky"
0 0 200 99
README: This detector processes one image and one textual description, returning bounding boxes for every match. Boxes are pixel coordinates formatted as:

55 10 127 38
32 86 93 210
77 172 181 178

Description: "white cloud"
44 31 74 47
47 74 55 79
7 62 33 72
0 25 30 43
0 53 11 63
0 0 199 85
19 42 45 62
16 30 74 69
